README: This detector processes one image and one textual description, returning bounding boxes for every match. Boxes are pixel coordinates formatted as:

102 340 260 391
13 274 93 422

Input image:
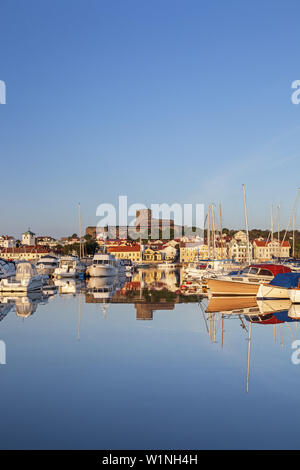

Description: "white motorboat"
0 258 15 279
87 252 118 277
118 259 133 272
0 262 43 293
289 288 300 304
53 256 85 278
36 255 59 275
289 303 300 319
184 259 238 281
54 278 77 295
257 273 300 300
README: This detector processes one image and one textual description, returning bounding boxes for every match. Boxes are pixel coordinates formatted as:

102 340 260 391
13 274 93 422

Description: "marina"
2 0 300 455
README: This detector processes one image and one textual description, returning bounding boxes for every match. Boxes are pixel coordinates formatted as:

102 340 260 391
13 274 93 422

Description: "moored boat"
86 252 118 277
53 256 85 278
207 264 291 297
36 255 59 275
0 262 43 293
257 272 300 300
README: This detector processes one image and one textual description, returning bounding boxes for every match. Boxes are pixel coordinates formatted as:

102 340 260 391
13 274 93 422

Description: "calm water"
0 270 299 449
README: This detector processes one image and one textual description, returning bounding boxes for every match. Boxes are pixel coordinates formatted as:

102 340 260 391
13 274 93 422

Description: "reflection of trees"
142 288 177 303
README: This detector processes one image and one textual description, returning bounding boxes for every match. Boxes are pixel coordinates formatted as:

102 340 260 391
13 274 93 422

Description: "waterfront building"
0 236 16 248
0 246 51 261
142 247 163 263
107 245 141 262
36 236 59 248
22 229 36 246
180 242 204 263
228 239 250 262
252 239 291 261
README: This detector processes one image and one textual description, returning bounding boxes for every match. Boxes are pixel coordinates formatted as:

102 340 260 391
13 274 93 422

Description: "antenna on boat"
242 184 251 264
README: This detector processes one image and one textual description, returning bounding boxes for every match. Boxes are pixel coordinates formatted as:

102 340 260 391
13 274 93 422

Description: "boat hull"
88 265 116 277
54 269 77 279
257 283 290 300
289 288 300 304
207 278 260 297
0 278 43 293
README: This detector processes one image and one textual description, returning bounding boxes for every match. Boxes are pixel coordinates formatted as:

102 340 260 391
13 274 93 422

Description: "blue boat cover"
270 272 300 288
273 311 298 323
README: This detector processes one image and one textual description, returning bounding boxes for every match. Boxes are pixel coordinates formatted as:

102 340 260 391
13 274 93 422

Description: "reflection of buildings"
85 269 199 319
135 302 175 320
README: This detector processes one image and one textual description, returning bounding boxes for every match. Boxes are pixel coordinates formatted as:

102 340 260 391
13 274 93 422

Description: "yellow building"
142 247 163 263
0 246 51 261
107 245 141 262
180 243 228 263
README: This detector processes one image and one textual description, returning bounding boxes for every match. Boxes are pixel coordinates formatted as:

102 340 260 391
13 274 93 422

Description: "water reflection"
0 291 49 319
1 268 300 448
0 267 299 396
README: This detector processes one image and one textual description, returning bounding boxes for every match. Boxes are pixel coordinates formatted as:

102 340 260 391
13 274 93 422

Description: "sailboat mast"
293 213 295 258
281 188 300 259
220 204 223 259
207 205 211 260
242 184 251 264
212 205 216 259
78 202 82 259
278 204 280 259
270 204 274 245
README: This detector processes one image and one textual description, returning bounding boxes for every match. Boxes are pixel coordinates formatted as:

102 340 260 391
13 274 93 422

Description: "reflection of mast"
101 304 107 318
246 321 252 394
221 314 224 348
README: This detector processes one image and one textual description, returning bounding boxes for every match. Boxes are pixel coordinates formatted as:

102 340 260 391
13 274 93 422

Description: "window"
258 269 273 277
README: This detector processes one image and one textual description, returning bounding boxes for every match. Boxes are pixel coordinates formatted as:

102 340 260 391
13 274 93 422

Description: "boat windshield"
258 268 273 277
248 267 260 275
95 260 114 265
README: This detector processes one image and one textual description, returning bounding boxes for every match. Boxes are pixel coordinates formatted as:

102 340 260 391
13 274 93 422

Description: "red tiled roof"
108 245 140 253
253 239 290 247
0 245 51 254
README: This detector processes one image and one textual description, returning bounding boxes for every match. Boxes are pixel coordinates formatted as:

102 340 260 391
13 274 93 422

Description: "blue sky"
1 0 300 238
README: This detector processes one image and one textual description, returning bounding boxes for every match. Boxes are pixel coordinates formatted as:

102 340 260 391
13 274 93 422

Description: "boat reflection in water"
0 291 49 319
54 279 85 296
205 294 300 393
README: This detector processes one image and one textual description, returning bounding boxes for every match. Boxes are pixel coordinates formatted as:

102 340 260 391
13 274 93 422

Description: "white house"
22 229 36 246
0 236 16 248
